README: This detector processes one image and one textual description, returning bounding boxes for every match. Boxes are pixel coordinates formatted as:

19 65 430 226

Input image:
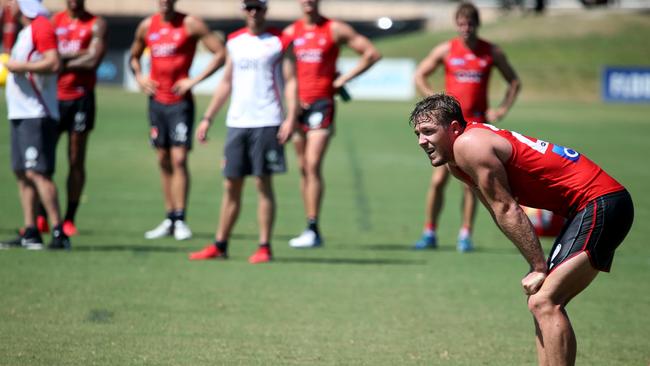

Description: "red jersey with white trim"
445 38 493 123
53 11 98 100
145 13 196 104
290 18 339 104
2 5 18 51
457 123 625 217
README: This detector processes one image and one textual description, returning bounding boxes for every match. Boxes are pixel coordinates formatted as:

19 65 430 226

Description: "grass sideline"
1 12 650 366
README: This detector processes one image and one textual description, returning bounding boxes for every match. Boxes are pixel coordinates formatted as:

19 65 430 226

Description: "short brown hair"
455 2 480 26
409 93 467 128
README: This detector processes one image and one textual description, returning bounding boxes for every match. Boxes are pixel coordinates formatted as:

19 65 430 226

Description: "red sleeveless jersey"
53 11 98 100
290 18 339 104
444 38 493 123
145 13 196 104
458 123 625 217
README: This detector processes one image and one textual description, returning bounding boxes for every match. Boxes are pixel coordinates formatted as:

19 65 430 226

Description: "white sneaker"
173 220 192 241
289 229 323 248
144 219 173 239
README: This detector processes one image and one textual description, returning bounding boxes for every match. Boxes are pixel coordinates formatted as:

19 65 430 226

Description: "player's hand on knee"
522 271 547 295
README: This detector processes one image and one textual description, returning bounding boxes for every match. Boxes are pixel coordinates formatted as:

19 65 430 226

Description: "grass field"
1 11 650 366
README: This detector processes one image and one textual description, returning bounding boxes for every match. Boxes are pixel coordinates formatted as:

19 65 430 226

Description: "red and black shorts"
148 96 195 150
58 92 96 134
297 98 335 134
547 189 634 273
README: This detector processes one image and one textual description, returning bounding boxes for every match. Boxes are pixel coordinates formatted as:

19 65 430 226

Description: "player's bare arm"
196 55 233 144
129 17 157 95
63 16 107 70
6 48 60 74
414 41 450 96
452 130 547 294
172 15 226 96
277 52 298 144
330 20 381 89
486 45 521 123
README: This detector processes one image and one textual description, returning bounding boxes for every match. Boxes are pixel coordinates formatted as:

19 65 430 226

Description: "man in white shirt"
1 0 69 250
189 0 297 264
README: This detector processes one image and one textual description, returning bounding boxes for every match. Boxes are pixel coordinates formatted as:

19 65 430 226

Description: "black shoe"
48 226 71 250
0 227 44 250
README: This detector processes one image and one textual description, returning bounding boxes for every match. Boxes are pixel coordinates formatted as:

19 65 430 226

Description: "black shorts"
148 97 194 150
223 126 286 178
10 117 58 175
548 190 634 273
58 92 96 133
297 98 335 133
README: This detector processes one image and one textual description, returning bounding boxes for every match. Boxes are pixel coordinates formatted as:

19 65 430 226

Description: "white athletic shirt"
6 16 59 120
225 27 289 128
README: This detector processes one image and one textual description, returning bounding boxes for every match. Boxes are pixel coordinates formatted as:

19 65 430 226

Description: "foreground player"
189 0 296 264
283 0 381 248
130 0 225 241
413 2 520 251
1 0 69 250
52 0 107 236
410 94 633 366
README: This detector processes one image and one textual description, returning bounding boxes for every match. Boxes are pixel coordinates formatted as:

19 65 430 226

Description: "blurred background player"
189 0 297 264
130 0 225 241
51 0 107 237
283 0 381 248
1 0 19 53
412 1 520 252
0 0 69 250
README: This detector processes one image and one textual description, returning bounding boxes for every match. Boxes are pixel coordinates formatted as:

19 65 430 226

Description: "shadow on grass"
353 243 520 255
73 244 188 253
273 256 427 266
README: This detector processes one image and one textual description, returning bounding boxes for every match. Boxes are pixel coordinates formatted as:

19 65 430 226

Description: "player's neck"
161 10 177 23
462 37 479 50
248 22 266 35
302 12 324 26
67 9 86 19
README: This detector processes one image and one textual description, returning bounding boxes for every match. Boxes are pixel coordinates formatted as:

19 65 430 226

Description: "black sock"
166 211 175 222
64 201 79 222
172 209 186 222
307 218 320 236
259 243 271 252
36 203 47 217
52 224 65 238
24 226 40 238
215 240 228 253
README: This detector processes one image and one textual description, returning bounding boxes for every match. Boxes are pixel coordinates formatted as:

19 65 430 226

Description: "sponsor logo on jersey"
296 49 323 63
58 39 82 54
294 37 306 47
449 57 465 66
55 27 69 36
552 144 581 162
151 43 178 57
148 32 160 42
454 70 483 83
236 58 261 70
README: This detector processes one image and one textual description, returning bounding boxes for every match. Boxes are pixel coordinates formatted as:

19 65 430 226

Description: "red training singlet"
145 13 196 104
53 11 98 100
458 123 625 217
445 38 493 123
2 5 18 52
290 18 339 104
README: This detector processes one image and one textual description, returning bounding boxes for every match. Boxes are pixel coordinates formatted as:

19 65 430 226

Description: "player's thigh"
534 251 598 306
304 130 331 168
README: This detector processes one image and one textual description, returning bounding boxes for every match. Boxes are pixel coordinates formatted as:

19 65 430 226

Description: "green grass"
1 12 650 366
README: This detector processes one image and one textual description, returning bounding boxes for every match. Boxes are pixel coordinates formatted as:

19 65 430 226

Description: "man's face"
299 0 319 14
244 3 266 27
67 0 84 11
158 0 176 13
414 117 454 167
456 16 478 42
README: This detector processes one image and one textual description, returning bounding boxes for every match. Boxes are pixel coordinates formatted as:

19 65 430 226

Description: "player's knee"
171 155 187 170
528 294 561 318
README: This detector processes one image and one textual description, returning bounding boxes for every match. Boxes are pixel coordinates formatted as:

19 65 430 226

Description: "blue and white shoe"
414 232 437 250
457 236 474 252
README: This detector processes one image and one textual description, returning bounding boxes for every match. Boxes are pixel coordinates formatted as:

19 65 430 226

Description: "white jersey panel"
226 30 285 128
6 26 59 120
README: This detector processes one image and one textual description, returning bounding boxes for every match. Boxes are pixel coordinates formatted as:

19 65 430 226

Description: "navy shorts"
298 98 335 134
548 190 634 273
148 97 194 150
223 126 286 178
10 117 58 175
59 92 96 133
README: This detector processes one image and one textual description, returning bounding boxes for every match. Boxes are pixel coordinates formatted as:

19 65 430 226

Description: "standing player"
283 0 381 248
1 0 19 53
189 0 297 264
410 93 633 366
413 2 521 252
130 0 226 241
52 0 107 236
0 0 69 250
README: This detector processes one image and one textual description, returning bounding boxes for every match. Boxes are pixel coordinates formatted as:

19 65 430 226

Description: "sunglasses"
244 4 265 11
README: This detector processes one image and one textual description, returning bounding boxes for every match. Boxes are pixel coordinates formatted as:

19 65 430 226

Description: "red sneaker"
62 220 78 237
36 215 50 233
248 246 272 264
189 244 227 260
